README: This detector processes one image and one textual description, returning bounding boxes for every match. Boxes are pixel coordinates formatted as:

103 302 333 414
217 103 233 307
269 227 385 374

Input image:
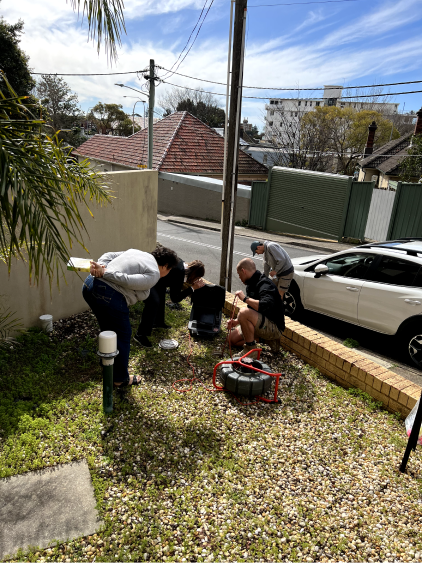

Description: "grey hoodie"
98 249 160 305
263 241 293 278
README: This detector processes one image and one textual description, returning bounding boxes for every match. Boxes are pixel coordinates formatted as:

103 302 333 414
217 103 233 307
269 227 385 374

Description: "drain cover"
159 339 179 350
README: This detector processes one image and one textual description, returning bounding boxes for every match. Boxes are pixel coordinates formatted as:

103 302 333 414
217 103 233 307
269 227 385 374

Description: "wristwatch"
243 296 248 303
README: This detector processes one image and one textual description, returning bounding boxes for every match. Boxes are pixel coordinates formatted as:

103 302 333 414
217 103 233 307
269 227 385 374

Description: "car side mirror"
314 264 329 278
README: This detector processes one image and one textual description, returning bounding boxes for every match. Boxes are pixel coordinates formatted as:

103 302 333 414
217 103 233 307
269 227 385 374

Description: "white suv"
284 239 422 368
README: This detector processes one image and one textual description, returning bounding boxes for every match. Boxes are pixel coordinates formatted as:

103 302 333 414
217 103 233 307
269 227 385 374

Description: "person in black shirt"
228 258 285 358
134 258 205 347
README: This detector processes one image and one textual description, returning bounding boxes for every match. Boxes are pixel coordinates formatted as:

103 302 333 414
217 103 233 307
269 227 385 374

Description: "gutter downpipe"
221 0 235 238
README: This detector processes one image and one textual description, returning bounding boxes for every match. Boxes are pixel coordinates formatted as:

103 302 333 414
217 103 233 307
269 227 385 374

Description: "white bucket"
39 314 53 332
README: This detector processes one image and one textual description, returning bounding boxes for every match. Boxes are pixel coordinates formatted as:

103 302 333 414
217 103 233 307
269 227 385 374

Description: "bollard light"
97 331 119 414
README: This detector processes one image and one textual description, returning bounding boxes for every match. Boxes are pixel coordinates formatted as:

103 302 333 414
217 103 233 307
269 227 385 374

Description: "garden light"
97 331 119 414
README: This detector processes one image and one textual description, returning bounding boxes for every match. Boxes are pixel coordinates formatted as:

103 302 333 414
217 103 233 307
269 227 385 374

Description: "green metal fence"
264 167 353 241
343 181 374 240
387 182 422 239
248 180 270 229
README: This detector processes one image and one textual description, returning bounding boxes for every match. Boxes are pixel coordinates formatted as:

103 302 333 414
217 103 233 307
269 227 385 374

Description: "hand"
90 261 106 278
270 270 277 277
192 278 206 290
235 290 245 302
227 318 239 330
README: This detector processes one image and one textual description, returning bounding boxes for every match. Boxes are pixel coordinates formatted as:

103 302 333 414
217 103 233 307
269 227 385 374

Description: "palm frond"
0 304 22 349
0 73 112 286
69 0 126 62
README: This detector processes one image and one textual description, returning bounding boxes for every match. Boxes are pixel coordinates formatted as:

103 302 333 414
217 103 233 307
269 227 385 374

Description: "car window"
307 253 376 280
370 256 421 287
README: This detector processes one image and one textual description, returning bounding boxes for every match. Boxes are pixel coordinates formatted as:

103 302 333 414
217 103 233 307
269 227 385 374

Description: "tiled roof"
359 132 413 174
75 112 268 176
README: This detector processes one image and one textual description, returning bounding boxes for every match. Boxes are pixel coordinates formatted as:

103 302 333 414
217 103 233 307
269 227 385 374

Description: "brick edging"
222 292 421 417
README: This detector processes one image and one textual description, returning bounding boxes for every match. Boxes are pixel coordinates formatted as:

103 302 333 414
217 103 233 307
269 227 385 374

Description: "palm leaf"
0 73 112 287
69 0 126 61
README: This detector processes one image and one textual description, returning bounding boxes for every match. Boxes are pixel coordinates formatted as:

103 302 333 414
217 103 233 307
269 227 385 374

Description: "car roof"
359 238 422 257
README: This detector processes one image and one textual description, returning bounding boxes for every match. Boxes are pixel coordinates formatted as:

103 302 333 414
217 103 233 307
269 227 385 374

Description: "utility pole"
219 0 248 290
145 59 156 169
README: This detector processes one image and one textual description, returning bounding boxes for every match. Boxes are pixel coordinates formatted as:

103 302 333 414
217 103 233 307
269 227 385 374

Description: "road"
157 219 422 386
157 219 318 293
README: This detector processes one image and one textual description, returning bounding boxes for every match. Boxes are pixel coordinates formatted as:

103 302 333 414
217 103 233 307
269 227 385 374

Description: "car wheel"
283 282 303 319
400 324 422 369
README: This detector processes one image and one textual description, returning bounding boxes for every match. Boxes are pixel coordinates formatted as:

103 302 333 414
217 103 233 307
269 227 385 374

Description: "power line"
30 69 148 76
158 78 422 100
248 0 359 5
156 66 422 91
161 0 214 81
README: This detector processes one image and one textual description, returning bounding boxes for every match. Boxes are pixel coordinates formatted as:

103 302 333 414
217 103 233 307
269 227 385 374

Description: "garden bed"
1 301 422 562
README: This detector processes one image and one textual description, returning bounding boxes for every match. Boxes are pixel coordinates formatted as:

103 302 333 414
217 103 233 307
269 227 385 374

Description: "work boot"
234 344 260 360
133 334 152 348
268 339 280 354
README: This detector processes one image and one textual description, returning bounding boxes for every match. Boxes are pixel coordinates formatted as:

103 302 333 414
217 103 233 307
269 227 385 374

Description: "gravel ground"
1 301 422 562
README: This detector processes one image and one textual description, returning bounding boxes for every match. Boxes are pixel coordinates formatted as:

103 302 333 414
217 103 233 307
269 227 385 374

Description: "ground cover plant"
1 300 422 562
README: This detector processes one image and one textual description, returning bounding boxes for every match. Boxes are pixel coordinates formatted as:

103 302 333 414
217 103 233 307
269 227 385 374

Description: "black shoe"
153 323 171 330
133 334 152 348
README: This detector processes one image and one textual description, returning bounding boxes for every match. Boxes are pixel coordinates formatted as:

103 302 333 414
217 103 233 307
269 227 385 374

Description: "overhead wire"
155 67 422 92
161 0 215 81
30 69 148 76
157 78 422 100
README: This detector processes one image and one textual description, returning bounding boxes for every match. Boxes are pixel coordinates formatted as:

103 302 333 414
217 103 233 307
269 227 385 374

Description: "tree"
399 135 422 183
35 74 84 146
0 11 35 96
265 104 400 175
0 0 125 285
158 87 225 127
88 102 134 135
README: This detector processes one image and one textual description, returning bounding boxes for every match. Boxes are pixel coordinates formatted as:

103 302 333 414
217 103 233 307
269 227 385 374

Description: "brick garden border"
223 292 421 417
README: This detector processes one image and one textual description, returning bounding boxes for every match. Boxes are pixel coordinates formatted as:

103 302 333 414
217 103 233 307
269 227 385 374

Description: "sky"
2 0 422 131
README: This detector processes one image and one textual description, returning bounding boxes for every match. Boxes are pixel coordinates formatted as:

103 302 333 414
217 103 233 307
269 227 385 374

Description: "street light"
124 96 147 131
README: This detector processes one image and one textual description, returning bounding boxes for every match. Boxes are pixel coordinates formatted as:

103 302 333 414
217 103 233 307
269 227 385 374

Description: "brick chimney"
414 107 422 136
364 121 378 157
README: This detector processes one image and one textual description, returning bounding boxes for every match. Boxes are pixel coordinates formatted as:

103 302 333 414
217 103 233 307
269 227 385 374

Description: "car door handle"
405 299 421 305
346 286 360 292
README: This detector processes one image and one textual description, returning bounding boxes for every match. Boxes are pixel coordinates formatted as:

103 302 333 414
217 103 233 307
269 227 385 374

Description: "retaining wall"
1 170 158 329
223 293 421 417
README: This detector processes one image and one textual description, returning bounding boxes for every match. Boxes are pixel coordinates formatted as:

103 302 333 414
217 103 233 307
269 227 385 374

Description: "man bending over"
228 258 285 358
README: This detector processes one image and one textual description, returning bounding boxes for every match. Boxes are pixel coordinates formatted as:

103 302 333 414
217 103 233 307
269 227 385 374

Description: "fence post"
386 182 402 241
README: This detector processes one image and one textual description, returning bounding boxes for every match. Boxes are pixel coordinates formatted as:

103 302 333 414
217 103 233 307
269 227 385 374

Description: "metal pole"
148 59 155 169
226 4 247 292
219 0 248 288
132 102 136 135
400 394 422 472
221 0 235 239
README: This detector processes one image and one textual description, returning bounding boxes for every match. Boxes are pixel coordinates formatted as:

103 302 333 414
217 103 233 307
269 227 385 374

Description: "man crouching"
228 258 285 358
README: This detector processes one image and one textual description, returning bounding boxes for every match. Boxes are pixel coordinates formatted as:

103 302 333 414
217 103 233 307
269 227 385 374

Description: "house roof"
359 132 413 175
75 112 268 176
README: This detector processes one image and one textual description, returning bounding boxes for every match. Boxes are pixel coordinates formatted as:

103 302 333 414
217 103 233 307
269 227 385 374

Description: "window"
316 102 320 106
280 122 283 127
270 110 274 116
305 101 308 106
306 253 377 280
274 101 279 105
370 257 421 287
270 101 274 105
309 101 312 107
298 101 301 106
268 121 273 126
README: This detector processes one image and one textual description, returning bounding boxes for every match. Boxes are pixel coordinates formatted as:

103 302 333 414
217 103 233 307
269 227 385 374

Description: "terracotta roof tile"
75 112 268 176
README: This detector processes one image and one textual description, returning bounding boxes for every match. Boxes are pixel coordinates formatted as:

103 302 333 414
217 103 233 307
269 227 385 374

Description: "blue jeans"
82 275 131 384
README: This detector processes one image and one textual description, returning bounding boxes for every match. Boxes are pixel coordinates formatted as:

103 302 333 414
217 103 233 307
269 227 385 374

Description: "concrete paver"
0 460 102 559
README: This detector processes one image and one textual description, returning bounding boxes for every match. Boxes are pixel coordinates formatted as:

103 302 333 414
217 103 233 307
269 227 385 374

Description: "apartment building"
264 85 399 145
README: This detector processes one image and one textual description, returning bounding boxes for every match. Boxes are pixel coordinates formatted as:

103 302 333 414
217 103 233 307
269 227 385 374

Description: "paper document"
67 257 92 272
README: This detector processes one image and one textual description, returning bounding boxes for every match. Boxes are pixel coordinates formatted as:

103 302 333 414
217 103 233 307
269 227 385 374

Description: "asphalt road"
157 219 422 385
157 219 318 293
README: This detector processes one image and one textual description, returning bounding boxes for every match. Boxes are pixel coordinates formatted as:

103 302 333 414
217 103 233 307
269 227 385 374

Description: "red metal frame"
213 348 282 403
